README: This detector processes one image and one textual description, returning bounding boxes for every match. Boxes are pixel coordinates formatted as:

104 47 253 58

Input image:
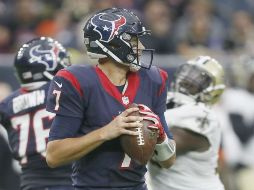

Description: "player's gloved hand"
137 104 166 144
138 104 176 162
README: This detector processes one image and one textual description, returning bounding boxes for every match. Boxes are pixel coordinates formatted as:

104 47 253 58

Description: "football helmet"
14 37 71 87
83 8 154 72
172 56 225 104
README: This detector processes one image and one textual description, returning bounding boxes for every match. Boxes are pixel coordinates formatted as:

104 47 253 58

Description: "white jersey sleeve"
165 102 219 144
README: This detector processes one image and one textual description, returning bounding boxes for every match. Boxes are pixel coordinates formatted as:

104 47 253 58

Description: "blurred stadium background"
1 0 254 190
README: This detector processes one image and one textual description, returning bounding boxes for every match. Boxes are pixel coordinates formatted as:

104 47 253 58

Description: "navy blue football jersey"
0 83 73 190
47 65 172 189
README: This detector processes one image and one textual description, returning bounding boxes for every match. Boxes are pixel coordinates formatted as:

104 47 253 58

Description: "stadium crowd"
1 0 254 56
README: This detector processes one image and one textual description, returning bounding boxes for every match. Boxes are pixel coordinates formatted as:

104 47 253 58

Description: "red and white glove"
138 104 176 162
138 104 166 144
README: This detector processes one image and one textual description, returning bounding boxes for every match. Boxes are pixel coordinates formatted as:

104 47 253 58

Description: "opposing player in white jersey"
214 55 254 190
147 56 226 190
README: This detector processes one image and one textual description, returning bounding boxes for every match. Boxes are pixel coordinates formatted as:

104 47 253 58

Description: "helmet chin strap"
95 40 140 72
95 40 123 63
43 71 54 80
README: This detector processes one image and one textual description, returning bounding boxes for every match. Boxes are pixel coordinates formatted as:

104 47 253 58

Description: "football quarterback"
46 8 175 190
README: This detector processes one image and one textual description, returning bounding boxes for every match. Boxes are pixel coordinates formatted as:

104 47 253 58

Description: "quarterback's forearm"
46 128 106 168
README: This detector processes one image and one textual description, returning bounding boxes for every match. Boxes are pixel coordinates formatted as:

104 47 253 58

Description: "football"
120 103 158 165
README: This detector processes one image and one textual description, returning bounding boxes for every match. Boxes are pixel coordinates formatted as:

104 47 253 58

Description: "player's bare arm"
171 127 210 155
46 107 143 168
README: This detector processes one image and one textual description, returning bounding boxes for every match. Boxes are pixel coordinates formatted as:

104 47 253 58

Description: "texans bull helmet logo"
29 44 60 71
91 13 126 42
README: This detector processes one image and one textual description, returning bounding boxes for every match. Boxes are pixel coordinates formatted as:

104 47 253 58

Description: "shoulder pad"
165 103 214 136
64 65 96 86
142 66 168 85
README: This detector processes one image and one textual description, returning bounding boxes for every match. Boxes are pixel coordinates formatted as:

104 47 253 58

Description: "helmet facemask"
173 64 213 101
172 57 225 105
120 33 154 72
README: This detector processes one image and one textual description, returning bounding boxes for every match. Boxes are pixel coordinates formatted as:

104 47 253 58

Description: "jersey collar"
95 66 140 107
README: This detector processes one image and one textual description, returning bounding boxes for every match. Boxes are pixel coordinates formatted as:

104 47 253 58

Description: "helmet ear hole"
122 33 131 41
127 54 135 62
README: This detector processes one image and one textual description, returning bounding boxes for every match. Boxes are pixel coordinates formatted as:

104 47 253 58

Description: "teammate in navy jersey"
46 8 176 190
0 37 74 190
